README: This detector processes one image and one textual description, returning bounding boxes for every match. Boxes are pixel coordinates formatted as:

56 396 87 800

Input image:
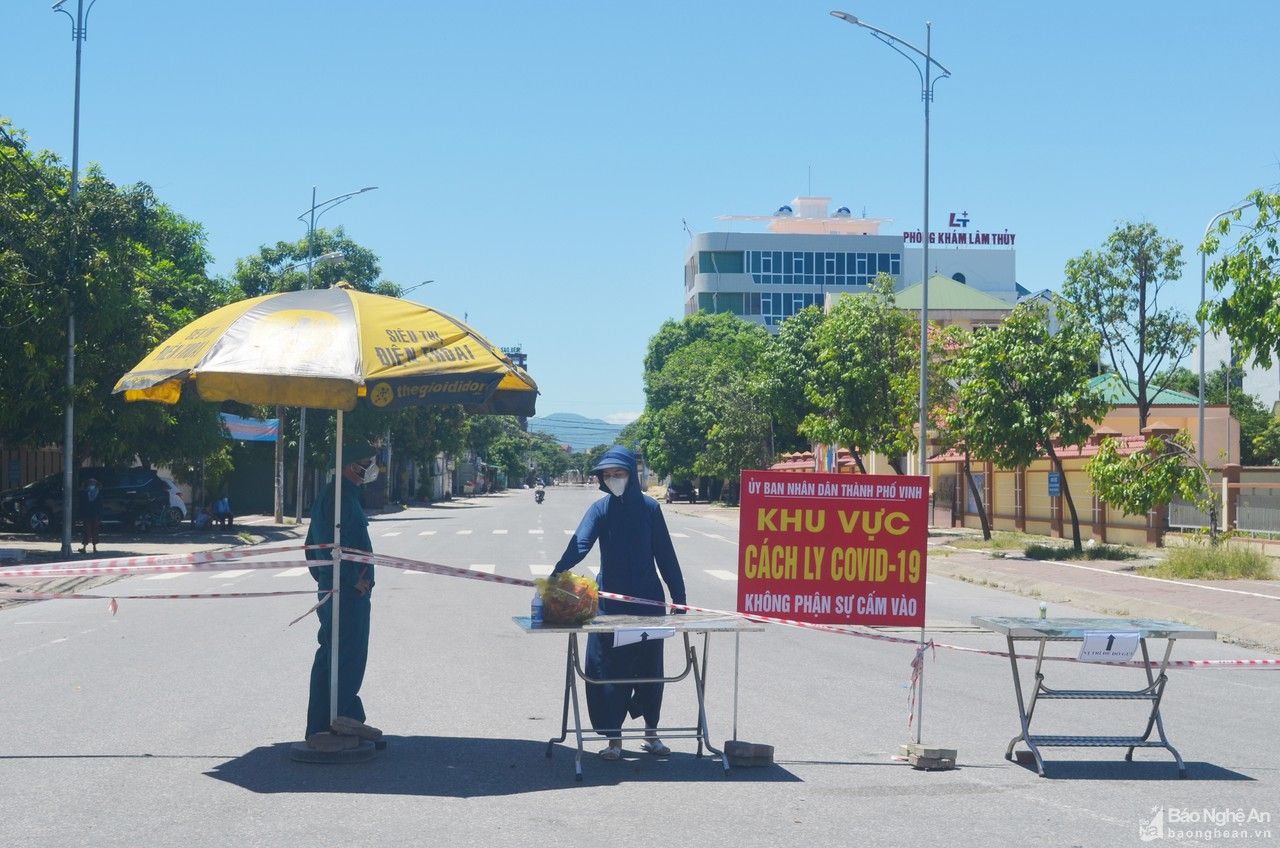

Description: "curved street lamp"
831 10 951 748
291 187 378 523
51 0 103 556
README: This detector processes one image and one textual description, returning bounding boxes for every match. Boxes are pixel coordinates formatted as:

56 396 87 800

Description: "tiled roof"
1087 373 1200 406
895 275 1015 311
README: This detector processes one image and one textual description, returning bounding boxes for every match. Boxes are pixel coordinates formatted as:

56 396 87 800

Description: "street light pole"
294 185 377 523
52 0 101 557
831 11 950 477
1199 200 1250 464
832 10 951 749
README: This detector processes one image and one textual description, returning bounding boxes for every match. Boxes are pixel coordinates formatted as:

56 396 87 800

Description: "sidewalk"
0 514 308 611
665 500 1280 654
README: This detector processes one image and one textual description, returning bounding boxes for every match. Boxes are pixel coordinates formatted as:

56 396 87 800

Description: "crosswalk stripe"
469 564 496 574
456 530 472 535
145 573 184 580
670 532 689 538
492 529 508 535
529 565 553 577
275 567 309 577
528 529 543 535
381 531 402 537
705 569 738 581
563 529 573 535
419 530 436 536
211 569 251 579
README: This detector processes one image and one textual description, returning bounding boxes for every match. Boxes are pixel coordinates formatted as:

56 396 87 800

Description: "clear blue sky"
4 1 1279 423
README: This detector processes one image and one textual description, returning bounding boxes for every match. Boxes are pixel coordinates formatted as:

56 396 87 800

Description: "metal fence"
1237 486 1280 537
1168 497 1211 530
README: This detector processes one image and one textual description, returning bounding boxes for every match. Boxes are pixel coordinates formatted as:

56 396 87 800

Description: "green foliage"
757 305 825 453
640 312 772 488
1063 222 1194 429
1086 430 1213 523
951 300 1111 551
1159 363 1279 466
801 276 917 469
1202 190 1280 372
232 227 397 297
1145 545 1274 580
0 121 236 469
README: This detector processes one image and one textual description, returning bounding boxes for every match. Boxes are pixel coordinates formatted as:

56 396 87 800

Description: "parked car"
664 480 698 504
159 477 188 523
0 467 170 534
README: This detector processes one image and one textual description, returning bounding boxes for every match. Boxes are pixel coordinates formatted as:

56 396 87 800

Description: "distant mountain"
529 412 625 453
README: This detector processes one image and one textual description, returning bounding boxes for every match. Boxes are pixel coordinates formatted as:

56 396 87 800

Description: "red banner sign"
737 470 929 626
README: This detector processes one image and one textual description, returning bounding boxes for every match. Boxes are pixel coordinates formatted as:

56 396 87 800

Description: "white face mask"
359 461 379 485
604 476 627 497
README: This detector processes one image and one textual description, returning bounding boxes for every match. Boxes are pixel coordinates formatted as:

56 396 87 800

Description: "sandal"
641 739 671 756
599 744 623 761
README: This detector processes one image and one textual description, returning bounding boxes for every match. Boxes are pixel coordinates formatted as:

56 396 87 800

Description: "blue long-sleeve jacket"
553 446 685 615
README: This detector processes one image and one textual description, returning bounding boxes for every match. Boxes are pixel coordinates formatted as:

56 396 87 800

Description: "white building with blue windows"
684 196 1021 330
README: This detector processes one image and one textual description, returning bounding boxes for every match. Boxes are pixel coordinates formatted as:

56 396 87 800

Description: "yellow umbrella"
114 284 536 414
114 284 537 741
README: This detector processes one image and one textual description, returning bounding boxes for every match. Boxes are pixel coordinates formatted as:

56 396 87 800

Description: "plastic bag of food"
536 572 599 626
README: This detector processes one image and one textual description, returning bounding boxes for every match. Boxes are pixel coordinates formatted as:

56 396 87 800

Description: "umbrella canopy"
112 284 537 415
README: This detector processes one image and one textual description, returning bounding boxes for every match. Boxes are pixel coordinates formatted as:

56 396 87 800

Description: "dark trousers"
306 587 372 737
81 518 101 548
585 632 665 739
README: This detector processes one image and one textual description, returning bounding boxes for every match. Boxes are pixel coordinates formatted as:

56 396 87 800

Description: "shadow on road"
1013 759 1254 781
204 736 801 795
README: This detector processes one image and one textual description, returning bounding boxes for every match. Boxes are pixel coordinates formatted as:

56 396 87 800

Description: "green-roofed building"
1087 373 1200 407
831 273 1015 331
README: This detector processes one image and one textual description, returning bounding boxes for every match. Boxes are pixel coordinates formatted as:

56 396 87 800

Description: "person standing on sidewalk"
551 445 686 761
303 441 383 751
78 478 103 554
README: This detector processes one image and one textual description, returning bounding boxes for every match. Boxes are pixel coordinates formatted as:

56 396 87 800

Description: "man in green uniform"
304 442 382 750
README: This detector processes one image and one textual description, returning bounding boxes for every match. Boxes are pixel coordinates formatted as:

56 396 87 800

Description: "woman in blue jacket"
551 446 687 760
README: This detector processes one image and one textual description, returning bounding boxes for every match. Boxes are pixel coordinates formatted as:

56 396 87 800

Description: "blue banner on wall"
219 412 280 442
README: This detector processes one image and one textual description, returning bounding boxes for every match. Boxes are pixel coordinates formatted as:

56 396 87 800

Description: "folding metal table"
514 612 764 781
972 616 1216 778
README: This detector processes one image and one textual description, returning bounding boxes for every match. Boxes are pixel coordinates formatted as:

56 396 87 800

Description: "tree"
1157 363 1279 466
0 121 235 468
1202 190 1280 372
233 227 395 297
1063 222 1195 430
936 326 992 540
951 301 1112 552
757 305 825 454
1086 430 1218 542
640 312 772 493
801 275 917 473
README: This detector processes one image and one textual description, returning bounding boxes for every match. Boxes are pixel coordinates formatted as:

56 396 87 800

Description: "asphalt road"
1 486 1277 847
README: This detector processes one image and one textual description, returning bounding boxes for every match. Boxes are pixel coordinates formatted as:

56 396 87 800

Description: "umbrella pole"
330 411 344 727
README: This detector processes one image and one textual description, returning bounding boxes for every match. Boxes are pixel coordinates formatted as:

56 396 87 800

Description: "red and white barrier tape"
4 543 1277 669
0 542 321 580
343 548 1280 670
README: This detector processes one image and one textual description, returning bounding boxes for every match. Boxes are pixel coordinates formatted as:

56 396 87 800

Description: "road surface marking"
381 531 401 537
456 529 472 535
528 529 543 534
587 566 599 577
469 564 496 574
419 530 436 536
705 569 738 581
145 573 185 580
276 567 309 577
492 529 508 535
563 529 573 535
670 532 689 538
529 565 553 577
211 569 252 579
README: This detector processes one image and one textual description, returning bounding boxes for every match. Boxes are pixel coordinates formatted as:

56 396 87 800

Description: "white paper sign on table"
614 627 675 647
1078 631 1140 663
